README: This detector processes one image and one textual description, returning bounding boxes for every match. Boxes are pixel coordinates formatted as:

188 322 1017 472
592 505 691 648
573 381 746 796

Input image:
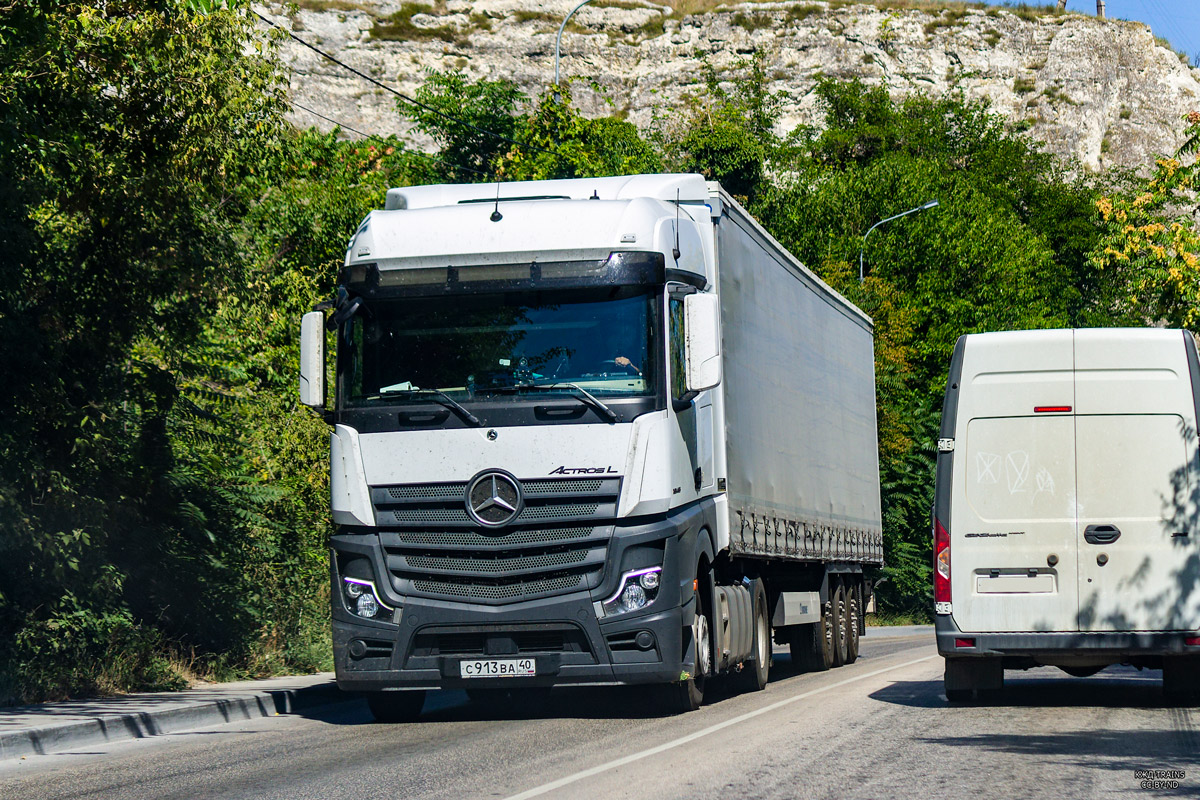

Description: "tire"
944 657 1003 702
790 601 836 673
832 583 850 667
945 688 973 703
665 595 711 713
366 690 425 723
844 582 861 665
1059 665 1105 678
732 579 770 693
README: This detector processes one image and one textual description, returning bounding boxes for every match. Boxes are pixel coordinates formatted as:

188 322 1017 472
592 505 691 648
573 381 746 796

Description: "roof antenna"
672 188 681 262
490 181 503 222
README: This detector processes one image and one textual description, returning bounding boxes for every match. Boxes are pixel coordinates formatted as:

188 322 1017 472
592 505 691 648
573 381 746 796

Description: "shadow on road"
304 651 821 726
869 666 1176 710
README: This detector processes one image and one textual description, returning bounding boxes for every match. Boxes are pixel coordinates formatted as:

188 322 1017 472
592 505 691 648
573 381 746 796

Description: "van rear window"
965 417 1076 523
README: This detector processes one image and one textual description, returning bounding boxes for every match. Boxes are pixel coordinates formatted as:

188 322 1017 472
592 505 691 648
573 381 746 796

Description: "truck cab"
300 175 734 718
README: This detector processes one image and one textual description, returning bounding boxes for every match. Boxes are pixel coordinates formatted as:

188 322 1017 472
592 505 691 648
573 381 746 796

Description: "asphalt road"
3 629 1198 799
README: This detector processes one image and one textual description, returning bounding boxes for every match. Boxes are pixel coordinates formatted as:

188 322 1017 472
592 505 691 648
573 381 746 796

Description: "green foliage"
1086 112 1200 328
659 53 787 201
0 0 294 702
401 70 524 181
500 86 664 180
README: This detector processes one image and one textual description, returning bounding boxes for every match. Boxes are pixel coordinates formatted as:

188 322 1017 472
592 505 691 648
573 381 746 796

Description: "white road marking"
502 652 938 800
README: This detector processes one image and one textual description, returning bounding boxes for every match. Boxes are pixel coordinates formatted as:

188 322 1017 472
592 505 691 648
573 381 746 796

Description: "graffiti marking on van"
1006 451 1030 493
1034 466 1055 496
976 452 1000 484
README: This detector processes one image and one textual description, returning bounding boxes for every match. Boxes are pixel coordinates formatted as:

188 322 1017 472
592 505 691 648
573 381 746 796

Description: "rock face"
265 0 1200 172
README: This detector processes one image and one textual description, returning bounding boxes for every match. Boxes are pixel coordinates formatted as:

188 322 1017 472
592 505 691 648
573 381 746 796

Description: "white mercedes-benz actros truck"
298 173 883 721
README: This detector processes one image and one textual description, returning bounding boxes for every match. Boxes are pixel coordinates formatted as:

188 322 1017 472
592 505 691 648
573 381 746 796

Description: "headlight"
343 577 394 620
603 567 662 617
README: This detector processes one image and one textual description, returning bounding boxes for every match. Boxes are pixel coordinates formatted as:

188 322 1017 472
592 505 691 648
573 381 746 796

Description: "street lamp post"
554 0 595 98
858 200 940 283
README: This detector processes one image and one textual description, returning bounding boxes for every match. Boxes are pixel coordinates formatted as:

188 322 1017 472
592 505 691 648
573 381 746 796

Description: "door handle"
1084 524 1121 545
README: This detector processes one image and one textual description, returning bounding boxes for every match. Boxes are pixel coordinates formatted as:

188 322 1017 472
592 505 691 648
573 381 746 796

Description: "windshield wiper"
483 383 619 423
377 388 483 427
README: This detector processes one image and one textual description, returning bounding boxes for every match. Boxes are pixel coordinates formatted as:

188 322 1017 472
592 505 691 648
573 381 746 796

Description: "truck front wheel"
666 601 711 713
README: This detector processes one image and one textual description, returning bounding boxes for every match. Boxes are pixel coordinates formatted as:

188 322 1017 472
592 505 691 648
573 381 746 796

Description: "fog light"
345 581 364 598
356 592 379 618
639 571 659 590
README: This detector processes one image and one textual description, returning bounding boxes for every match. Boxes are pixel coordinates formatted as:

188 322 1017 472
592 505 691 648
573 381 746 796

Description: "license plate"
459 658 536 679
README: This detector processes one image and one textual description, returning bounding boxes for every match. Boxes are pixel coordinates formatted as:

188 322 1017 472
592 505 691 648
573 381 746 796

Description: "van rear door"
1073 330 1200 632
951 331 1079 633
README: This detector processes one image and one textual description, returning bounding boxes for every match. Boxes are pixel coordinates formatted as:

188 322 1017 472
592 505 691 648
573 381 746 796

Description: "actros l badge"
465 470 524 527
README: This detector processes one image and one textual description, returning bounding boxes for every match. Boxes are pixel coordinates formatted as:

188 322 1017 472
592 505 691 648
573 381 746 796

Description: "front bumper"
935 614 1200 659
331 502 715 692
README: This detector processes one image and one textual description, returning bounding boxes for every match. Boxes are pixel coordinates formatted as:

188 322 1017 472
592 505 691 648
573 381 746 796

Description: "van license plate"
460 658 536 678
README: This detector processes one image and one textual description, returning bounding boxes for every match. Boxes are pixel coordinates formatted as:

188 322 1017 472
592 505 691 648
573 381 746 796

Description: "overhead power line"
289 99 491 178
290 100 373 139
250 9 555 159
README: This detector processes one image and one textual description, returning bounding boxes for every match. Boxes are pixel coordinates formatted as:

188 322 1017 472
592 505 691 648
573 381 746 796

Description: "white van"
934 328 1200 700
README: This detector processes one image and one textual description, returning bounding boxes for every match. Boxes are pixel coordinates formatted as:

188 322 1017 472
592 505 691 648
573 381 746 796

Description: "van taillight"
935 519 951 604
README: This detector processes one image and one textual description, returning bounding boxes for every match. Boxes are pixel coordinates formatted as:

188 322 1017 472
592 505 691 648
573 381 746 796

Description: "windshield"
338 286 661 407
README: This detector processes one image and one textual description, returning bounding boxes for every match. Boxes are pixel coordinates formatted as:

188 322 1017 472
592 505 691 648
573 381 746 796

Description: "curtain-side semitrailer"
298 174 884 721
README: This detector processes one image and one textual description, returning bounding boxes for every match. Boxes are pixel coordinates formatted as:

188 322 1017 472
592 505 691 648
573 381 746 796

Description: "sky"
995 1 1200 63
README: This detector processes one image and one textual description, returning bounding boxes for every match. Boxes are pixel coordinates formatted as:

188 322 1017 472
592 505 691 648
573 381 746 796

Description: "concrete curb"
0 677 351 761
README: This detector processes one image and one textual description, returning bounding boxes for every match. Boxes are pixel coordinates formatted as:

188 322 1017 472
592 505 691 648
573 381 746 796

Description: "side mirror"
299 311 326 408
684 293 721 393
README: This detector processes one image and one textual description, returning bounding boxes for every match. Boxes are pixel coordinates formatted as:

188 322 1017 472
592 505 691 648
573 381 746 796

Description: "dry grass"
294 0 371 11
661 0 1067 17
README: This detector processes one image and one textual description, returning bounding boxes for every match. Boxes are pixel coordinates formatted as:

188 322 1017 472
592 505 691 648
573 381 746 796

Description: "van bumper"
935 614 1200 658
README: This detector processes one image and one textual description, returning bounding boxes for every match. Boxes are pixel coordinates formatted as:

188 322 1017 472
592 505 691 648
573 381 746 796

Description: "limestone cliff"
263 0 1200 172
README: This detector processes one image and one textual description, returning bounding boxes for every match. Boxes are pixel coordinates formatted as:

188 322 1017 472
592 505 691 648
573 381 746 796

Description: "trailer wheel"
790 602 836 672
844 582 861 665
666 597 711 713
732 579 770 693
832 583 850 667
366 690 426 723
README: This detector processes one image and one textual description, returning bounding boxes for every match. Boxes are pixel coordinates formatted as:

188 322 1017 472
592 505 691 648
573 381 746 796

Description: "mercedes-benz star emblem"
465 470 524 527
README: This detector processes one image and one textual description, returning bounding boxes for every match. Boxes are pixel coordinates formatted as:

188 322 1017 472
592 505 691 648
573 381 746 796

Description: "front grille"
413 574 583 600
386 484 463 501
370 477 619 528
404 549 590 573
388 526 594 549
375 475 619 605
